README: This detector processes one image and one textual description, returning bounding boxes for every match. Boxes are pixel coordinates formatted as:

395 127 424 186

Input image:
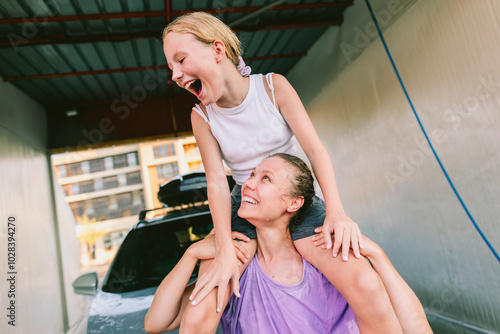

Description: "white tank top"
193 73 297 184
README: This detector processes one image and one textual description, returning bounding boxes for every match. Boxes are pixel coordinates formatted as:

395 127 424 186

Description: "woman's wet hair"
162 12 242 66
267 153 315 231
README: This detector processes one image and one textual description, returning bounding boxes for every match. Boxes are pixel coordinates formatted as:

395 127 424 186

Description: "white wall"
288 0 500 332
0 78 83 333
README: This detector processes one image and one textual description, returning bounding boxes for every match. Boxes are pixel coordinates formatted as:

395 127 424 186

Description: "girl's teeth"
185 80 195 89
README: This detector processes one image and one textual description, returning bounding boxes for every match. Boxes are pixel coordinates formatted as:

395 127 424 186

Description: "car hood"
87 287 178 334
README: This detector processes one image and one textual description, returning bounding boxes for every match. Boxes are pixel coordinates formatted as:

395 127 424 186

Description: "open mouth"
185 79 202 96
242 196 259 205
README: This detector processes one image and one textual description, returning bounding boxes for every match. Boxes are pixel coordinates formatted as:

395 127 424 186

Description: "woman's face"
238 157 296 223
163 32 222 105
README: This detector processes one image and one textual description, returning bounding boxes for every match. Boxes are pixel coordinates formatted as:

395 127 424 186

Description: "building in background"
52 136 203 267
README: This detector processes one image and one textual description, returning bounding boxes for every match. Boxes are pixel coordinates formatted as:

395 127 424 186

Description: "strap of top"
192 104 209 123
265 73 276 107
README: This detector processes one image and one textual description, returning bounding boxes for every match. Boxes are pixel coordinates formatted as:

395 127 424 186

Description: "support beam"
3 53 306 81
0 18 340 48
0 2 353 25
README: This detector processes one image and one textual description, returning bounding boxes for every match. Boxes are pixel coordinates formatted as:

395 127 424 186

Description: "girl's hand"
190 230 251 264
188 231 251 312
312 215 364 261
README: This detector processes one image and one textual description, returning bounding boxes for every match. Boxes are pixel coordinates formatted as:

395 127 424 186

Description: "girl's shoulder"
192 103 210 123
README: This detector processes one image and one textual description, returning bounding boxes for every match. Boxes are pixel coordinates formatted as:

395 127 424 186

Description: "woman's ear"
287 196 304 213
212 40 226 63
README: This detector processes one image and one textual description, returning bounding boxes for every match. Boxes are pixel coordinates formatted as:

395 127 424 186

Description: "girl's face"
163 32 223 106
238 157 299 223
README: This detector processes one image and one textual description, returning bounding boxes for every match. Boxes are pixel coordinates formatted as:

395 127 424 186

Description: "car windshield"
102 208 213 293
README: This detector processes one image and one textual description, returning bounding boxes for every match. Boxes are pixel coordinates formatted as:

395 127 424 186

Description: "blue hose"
364 0 500 262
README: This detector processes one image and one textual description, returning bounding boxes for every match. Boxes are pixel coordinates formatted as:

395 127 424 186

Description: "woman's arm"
272 74 363 260
188 110 242 311
313 229 432 333
145 231 250 334
144 249 198 333
360 236 432 334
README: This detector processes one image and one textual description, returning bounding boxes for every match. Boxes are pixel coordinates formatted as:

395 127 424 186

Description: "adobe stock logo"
340 0 406 63
384 74 500 192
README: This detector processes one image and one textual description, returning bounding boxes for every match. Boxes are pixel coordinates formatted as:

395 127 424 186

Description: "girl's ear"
212 40 226 63
287 196 304 213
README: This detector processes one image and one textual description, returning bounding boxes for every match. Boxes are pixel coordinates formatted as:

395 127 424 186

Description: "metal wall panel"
0 79 83 333
288 0 500 332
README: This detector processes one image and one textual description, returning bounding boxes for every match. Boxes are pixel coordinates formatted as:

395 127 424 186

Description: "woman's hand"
188 231 251 312
312 215 364 261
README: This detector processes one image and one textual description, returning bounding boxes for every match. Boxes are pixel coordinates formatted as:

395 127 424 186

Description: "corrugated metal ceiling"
0 0 353 149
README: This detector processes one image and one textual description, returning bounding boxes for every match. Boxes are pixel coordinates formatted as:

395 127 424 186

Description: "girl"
144 154 431 334
162 12 392 333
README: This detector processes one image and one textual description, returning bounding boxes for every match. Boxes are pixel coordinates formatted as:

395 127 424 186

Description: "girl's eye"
263 175 270 181
179 58 185 64
250 172 255 178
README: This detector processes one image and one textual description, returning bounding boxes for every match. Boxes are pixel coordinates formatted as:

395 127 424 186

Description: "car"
68 173 229 334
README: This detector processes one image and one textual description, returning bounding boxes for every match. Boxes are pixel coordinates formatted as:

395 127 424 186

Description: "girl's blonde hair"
162 12 242 66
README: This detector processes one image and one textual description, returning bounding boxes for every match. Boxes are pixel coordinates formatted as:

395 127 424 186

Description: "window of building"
153 143 176 159
127 152 138 166
90 158 105 173
103 176 118 189
183 143 199 157
79 180 94 193
92 197 108 220
70 201 84 219
57 165 67 178
156 162 179 180
188 161 203 172
84 200 94 215
117 192 132 209
103 234 112 250
67 162 82 177
113 154 128 169
126 171 142 185
72 183 80 195
108 195 118 211
132 190 143 206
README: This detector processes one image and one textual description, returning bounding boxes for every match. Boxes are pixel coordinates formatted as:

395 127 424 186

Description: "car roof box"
158 172 235 207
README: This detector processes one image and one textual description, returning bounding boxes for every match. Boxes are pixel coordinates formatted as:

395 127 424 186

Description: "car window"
102 210 213 293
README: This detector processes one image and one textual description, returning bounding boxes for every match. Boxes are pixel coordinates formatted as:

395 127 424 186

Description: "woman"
144 154 431 334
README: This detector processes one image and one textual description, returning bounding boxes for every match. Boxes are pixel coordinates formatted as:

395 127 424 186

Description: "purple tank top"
221 255 359 334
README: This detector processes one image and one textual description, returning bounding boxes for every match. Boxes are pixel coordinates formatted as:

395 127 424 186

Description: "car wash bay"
1 0 499 333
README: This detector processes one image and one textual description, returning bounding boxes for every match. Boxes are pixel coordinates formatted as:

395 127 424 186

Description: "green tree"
76 214 107 260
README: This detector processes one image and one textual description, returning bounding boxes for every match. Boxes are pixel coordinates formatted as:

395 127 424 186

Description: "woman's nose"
243 177 256 190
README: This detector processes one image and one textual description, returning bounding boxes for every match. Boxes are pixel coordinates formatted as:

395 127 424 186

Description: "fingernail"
360 244 365 249
189 295 193 301
191 300 197 305
333 253 337 257
343 256 348 261
236 292 241 297
217 308 221 313
313 241 317 245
